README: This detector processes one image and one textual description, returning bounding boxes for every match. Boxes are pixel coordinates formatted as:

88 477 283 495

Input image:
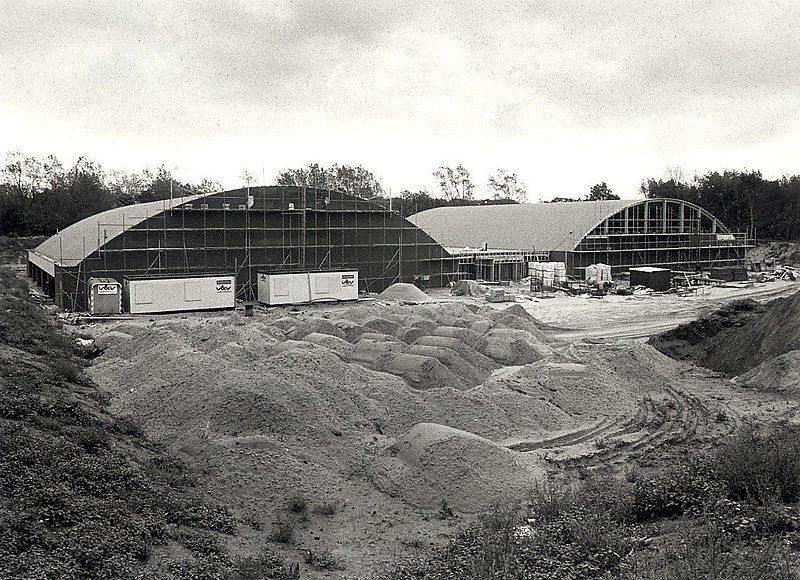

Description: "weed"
304 548 344 571
243 514 265 531
287 493 308 514
312 501 337 516
439 499 455 520
230 549 295 579
270 517 297 544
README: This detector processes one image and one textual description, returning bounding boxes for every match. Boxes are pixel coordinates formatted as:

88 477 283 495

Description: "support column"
679 201 685 232
662 199 668 233
643 202 649 234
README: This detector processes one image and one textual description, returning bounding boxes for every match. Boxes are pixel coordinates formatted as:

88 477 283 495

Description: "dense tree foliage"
0 152 221 236
640 170 800 240
587 182 620 201
275 163 384 199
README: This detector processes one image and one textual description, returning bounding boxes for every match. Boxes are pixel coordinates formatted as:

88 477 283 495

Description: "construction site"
14 194 800 578
25 191 754 313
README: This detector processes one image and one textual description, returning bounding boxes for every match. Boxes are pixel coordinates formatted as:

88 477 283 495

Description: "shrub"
304 548 344 571
286 494 308 514
715 425 800 504
270 518 296 544
624 521 799 580
631 458 725 520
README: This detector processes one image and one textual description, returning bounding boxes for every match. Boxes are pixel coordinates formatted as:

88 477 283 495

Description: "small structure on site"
629 267 672 291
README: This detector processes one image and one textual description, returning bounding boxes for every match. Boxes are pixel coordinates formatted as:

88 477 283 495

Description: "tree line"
0 152 221 236
641 169 800 240
6 150 800 241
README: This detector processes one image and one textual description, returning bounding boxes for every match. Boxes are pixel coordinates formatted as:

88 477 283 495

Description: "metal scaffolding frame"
35 186 462 311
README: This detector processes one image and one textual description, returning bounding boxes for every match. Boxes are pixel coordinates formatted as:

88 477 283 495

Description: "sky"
2 0 800 201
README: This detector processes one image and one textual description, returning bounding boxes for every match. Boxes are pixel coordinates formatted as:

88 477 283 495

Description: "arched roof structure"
34 194 206 267
408 198 732 253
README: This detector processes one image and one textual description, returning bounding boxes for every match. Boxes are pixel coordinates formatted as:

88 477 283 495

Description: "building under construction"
409 198 753 280
27 186 459 311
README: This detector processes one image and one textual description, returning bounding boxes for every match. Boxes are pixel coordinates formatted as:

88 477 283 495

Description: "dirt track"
78 279 800 579
526 280 799 340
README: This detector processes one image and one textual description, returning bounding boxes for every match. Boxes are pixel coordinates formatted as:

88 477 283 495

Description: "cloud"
1 1 800 197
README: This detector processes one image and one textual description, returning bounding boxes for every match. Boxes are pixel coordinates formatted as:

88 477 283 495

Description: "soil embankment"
650 290 800 376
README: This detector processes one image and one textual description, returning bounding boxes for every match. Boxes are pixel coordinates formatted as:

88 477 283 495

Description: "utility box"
123 274 236 314
257 273 310 306
88 277 121 315
257 271 359 305
309 271 358 302
629 267 671 292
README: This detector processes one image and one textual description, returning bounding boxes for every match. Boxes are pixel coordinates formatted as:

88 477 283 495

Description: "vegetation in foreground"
0 269 295 579
380 426 800 579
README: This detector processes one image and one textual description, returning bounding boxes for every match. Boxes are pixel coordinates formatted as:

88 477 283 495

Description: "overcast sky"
2 1 799 201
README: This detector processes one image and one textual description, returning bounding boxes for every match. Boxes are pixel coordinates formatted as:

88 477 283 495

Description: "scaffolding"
450 249 549 283
30 186 462 311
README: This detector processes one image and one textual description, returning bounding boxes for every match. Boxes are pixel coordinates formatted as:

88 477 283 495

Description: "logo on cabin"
341 274 355 287
96 284 118 295
216 279 233 293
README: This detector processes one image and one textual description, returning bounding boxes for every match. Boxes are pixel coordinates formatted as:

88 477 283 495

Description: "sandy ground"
75 278 800 579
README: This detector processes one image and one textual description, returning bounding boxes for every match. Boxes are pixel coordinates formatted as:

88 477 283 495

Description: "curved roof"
34 194 206 267
32 186 401 268
408 200 639 252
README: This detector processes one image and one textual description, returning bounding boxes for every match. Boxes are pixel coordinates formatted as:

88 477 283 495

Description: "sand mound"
394 326 429 344
470 319 495 335
409 319 439 334
431 326 487 351
351 338 408 364
483 329 553 365
93 330 133 350
406 344 490 387
272 316 300 332
415 335 499 372
373 423 541 512
333 319 369 342
301 333 355 358
286 317 346 340
651 295 800 376
735 350 800 393
381 354 464 390
359 332 402 343
361 316 402 336
378 283 430 303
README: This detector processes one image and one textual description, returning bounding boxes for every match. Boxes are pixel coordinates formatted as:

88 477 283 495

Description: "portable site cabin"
257 271 359 305
123 274 236 314
87 277 122 315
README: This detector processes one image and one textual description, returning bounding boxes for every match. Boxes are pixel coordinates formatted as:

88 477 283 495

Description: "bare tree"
433 164 474 201
487 169 527 202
